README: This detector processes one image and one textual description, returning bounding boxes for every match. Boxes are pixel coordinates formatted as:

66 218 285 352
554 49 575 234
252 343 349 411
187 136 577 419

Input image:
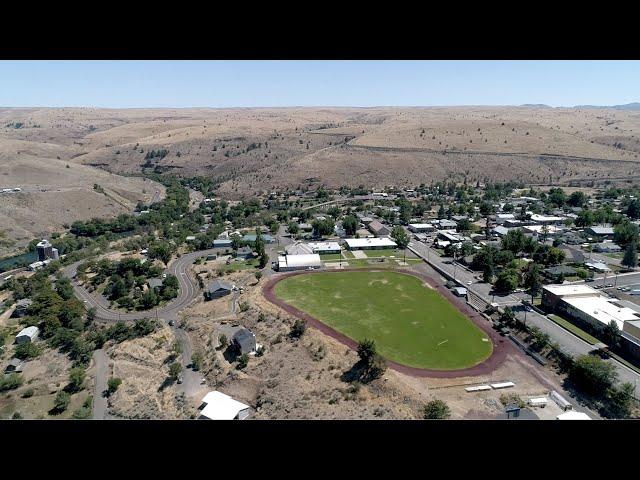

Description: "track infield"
269 270 493 371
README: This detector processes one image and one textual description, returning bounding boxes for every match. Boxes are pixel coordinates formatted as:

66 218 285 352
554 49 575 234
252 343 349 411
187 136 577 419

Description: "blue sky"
0 60 638 108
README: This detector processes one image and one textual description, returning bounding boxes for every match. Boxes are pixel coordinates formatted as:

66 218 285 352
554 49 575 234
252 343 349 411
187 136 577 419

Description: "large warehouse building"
277 254 322 272
542 284 640 361
344 238 397 250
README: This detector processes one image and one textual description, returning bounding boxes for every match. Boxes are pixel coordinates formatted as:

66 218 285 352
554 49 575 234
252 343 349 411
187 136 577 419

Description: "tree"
168 362 182 381
606 382 635 418
53 390 71 413
87 307 97 323
191 351 204 371
626 199 640 220
437 204 446 219
312 218 335 238
524 262 543 302
14 342 42 360
568 191 587 208
218 334 228 349
494 269 518 293
107 377 122 395
327 206 341 219
391 226 410 262
342 215 358 236
357 339 377 364
67 366 86 392
602 320 621 350
423 399 451 419
237 353 249 370
569 354 618 396
479 202 495 239
287 222 300 235
148 242 173 266
482 262 495 283
501 229 526 256
622 242 638 270
356 339 387 380
614 220 640 248
290 319 306 339
139 289 158 309
254 271 263 283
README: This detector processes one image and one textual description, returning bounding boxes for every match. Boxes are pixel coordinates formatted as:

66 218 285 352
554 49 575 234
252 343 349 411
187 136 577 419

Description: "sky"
0 60 638 108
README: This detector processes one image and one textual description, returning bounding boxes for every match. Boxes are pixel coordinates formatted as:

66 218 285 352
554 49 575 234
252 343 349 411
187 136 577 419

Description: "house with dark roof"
204 280 234 300
13 298 32 318
235 247 255 260
232 328 257 355
368 220 391 237
4 358 24 373
544 265 578 281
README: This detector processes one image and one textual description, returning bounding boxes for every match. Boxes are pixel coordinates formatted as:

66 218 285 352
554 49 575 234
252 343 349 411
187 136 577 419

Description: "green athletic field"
273 270 492 370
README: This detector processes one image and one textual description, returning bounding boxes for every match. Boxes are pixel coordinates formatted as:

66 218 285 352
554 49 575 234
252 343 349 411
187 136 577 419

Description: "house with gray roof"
232 328 257 355
204 280 234 301
4 358 24 373
147 278 164 291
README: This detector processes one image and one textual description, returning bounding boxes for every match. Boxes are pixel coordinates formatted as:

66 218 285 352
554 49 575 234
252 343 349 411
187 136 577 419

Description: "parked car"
606 283 614 288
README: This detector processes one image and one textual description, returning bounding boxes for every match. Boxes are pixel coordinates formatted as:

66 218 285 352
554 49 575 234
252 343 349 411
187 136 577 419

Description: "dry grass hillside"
2 105 639 206
0 109 166 257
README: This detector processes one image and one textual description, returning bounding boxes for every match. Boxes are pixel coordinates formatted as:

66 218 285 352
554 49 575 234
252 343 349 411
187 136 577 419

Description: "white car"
466 281 473 285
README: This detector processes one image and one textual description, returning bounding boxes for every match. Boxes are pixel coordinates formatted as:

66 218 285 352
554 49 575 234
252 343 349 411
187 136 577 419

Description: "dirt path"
262 268 517 379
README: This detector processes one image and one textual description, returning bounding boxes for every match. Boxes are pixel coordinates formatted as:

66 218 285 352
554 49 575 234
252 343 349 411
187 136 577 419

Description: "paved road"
92 349 108 420
407 234 640 397
61 248 219 322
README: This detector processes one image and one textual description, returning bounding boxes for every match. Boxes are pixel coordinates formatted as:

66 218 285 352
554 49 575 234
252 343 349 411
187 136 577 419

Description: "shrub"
0 373 23 392
423 399 451 419
237 354 249 370
107 377 122 395
290 319 306 339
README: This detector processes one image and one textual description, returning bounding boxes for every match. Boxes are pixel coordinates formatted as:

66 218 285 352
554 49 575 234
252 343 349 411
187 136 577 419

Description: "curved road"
61 248 219 322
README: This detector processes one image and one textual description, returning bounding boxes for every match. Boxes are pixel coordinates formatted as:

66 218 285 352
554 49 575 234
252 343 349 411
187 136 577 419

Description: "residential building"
13 298 32 318
4 358 24 374
408 223 436 233
368 220 391 237
236 247 254 260
232 328 257 355
204 281 234 300
586 226 615 239
147 278 164 291
212 239 233 249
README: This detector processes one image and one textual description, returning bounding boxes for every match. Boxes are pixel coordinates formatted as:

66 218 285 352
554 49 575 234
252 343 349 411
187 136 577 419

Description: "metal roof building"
344 237 397 250
199 391 251 420
277 254 322 271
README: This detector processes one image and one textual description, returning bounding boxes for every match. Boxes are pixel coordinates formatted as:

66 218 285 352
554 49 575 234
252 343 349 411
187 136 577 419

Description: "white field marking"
437 339 449 347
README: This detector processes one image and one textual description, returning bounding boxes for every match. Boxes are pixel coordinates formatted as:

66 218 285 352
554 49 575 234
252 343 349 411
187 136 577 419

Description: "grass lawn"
220 258 260 272
342 250 355 259
362 249 404 258
548 314 600 345
274 270 492 370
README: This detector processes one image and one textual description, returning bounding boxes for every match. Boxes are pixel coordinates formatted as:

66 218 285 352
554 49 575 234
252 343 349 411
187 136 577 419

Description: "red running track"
262 268 518 379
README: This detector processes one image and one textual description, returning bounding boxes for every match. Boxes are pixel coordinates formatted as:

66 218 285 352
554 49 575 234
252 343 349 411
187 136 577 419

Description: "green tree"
148 242 173 266
168 362 182 381
107 377 122 395
423 399 451 419
218 334 228 349
357 339 377 364
67 366 86 392
606 382 635 418
255 271 263 282
191 351 204 371
494 269 518 293
53 390 71 413
614 220 640 248
14 342 42 360
626 199 640 220
391 226 410 262
602 320 621 350
0 373 23 392
622 242 638 270
524 262 543 302
287 222 300 235
501 229 526 256
342 215 358 236
569 354 618 396
237 353 249 370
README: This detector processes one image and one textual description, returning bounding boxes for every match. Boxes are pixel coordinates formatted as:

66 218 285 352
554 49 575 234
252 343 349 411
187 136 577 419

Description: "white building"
16 326 39 344
556 411 591 420
408 223 435 233
286 241 341 255
198 391 251 420
277 254 323 272
530 214 566 225
344 237 397 250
